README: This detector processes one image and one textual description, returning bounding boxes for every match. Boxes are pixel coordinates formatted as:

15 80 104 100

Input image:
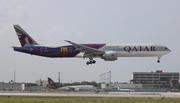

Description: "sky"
0 0 180 83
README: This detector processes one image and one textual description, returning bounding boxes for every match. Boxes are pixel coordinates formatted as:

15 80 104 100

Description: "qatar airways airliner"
13 25 171 65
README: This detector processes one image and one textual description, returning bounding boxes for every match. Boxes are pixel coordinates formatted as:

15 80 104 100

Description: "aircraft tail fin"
47 77 59 89
13 25 38 47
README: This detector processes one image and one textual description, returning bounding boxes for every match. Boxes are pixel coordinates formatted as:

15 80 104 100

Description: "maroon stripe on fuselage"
83 44 105 49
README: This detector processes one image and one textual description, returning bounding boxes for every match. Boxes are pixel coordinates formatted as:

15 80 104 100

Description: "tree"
25 83 38 87
72 82 81 85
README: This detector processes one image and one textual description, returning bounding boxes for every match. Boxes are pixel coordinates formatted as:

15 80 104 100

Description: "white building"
36 79 48 87
131 70 180 88
0 82 25 91
101 83 142 90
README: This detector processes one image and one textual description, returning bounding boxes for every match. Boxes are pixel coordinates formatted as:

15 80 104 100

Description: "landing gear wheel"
92 60 96 64
86 60 96 65
157 57 160 63
89 61 92 64
157 60 160 63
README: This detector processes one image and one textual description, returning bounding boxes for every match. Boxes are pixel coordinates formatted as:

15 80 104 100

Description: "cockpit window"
165 47 168 49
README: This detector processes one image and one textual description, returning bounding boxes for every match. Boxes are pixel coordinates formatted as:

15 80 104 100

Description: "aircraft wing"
64 40 104 55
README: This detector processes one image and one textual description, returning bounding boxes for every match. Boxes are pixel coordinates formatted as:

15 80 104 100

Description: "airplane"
47 77 97 91
13 25 171 65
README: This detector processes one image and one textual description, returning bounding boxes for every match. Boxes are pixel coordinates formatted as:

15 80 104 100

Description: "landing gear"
157 57 160 63
86 60 96 65
85 54 96 65
157 60 160 63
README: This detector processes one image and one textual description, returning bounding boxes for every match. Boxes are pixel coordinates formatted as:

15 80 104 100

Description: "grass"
0 96 180 103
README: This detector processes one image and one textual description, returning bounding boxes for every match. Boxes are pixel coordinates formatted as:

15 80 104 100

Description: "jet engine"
101 51 118 61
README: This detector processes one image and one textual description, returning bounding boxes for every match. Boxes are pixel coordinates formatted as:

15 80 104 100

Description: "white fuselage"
75 44 171 58
58 85 96 91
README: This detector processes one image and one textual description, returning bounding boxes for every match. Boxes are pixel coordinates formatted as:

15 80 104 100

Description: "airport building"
0 81 49 91
131 70 180 88
101 83 142 89
0 82 25 91
36 79 48 87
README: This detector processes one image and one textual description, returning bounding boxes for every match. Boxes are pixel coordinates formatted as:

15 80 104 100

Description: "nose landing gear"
157 57 160 63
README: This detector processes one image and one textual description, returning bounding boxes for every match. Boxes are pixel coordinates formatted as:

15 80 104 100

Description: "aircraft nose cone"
168 48 171 52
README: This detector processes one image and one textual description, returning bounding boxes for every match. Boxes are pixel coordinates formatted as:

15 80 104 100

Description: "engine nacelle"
101 51 118 61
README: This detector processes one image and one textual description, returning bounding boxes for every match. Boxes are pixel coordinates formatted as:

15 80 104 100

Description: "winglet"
64 40 71 43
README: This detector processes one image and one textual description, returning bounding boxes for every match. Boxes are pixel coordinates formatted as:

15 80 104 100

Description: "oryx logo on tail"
13 25 38 47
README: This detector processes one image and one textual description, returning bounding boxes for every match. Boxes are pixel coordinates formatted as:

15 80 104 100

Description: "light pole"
58 72 60 84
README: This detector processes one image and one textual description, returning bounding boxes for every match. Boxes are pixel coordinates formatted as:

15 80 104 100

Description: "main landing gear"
86 59 96 65
157 57 160 63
